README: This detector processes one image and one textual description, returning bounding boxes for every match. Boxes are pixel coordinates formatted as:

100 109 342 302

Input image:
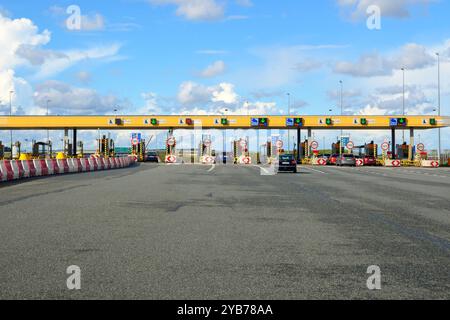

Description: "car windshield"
280 155 294 160
147 152 157 156
343 154 354 158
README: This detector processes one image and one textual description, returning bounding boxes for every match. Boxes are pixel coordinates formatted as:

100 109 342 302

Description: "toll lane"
0 164 449 299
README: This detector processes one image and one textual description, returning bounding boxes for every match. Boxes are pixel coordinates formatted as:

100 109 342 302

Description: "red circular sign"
204 139 211 147
276 140 283 149
417 143 425 152
131 138 139 146
346 141 354 149
310 141 319 150
381 142 389 151
167 137 176 147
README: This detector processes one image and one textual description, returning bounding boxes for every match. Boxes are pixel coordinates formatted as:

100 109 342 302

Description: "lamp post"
287 93 291 153
339 81 343 157
401 67 405 143
436 52 441 164
46 99 51 144
9 90 14 159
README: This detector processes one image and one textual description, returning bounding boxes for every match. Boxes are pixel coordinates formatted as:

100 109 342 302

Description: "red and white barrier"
0 160 15 181
421 160 439 168
22 160 37 178
165 155 177 164
1 157 132 184
356 159 364 167
11 160 25 179
384 159 401 167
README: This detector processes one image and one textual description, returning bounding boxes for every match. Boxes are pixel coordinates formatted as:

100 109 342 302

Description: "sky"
0 0 449 151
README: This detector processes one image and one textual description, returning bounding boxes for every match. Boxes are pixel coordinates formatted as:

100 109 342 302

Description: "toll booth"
0 141 4 159
332 141 344 154
397 142 414 160
97 135 115 158
32 141 52 159
77 141 84 158
12 141 21 160
132 140 146 162
365 141 378 157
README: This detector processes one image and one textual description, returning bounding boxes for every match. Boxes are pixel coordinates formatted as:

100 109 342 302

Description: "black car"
278 154 297 173
145 151 160 163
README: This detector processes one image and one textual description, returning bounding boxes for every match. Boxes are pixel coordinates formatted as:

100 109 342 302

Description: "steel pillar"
391 128 396 159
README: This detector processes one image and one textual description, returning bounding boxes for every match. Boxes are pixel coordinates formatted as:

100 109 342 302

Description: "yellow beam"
0 115 448 130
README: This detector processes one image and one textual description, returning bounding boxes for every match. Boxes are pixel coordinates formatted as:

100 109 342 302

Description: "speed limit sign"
167 137 176 147
310 141 319 150
276 140 283 149
417 143 425 152
239 139 247 148
381 142 389 151
204 139 211 147
346 141 354 150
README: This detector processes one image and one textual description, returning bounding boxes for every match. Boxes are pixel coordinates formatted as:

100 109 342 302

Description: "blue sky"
0 0 449 149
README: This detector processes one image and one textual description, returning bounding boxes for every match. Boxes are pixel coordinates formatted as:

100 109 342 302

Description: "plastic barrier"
356 159 364 167
22 160 37 178
97 158 105 170
165 155 177 164
88 158 98 171
82 158 91 172
34 159 49 176
11 160 25 179
0 160 15 181
384 159 401 167
1 157 132 183
421 160 439 168
46 159 60 175
57 159 70 173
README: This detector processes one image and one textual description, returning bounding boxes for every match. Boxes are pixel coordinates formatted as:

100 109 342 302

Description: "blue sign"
286 118 294 127
390 118 398 126
251 118 259 126
341 137 350 146
132 133 142 142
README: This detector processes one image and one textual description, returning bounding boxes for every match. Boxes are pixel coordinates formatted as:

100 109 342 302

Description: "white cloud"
75 71 92 84
334 43 436 77
33 80 126 115
199 60 226 78
79 13 105 31
149 0 225 21
211 83 238 104
337 0 434 20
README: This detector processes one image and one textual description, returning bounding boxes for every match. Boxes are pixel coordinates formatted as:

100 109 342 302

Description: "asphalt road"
0 163 449 299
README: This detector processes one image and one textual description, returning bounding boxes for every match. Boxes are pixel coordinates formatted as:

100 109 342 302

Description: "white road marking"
302 166 328 174
207 164 216 172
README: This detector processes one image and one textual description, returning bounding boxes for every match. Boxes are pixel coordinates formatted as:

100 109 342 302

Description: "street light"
9 90 14 159
287 93 291 153
46 99 51 144
401 67 406 143
339 81 343 157
436 52 441 164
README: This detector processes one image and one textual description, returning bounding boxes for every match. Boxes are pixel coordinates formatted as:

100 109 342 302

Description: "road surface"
0 164 449 299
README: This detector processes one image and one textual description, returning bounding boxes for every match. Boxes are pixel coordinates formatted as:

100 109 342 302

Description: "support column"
307 128 312 158
297 128 301 163
64 129 69 155
391 128 396 159
191 132 195 164
222 130 226 164
256 130 261 164
408 128 414 161
73 129 77 157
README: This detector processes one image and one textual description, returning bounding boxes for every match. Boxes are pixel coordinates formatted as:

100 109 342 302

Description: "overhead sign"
310 141 319 150
341 136 350 147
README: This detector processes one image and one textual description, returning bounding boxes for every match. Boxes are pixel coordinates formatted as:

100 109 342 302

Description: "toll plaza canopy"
0 115 449 130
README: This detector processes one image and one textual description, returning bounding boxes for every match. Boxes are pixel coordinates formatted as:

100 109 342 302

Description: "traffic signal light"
325 118 333 125
259 118 268 126
115 118 123 125
221 118 228 125
186 118 194 125
251 118 269 127
294 118 303 126
360 118 368 125
430 118 437 125
390 118 407 126
150 118 158 125
398 118 407 126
